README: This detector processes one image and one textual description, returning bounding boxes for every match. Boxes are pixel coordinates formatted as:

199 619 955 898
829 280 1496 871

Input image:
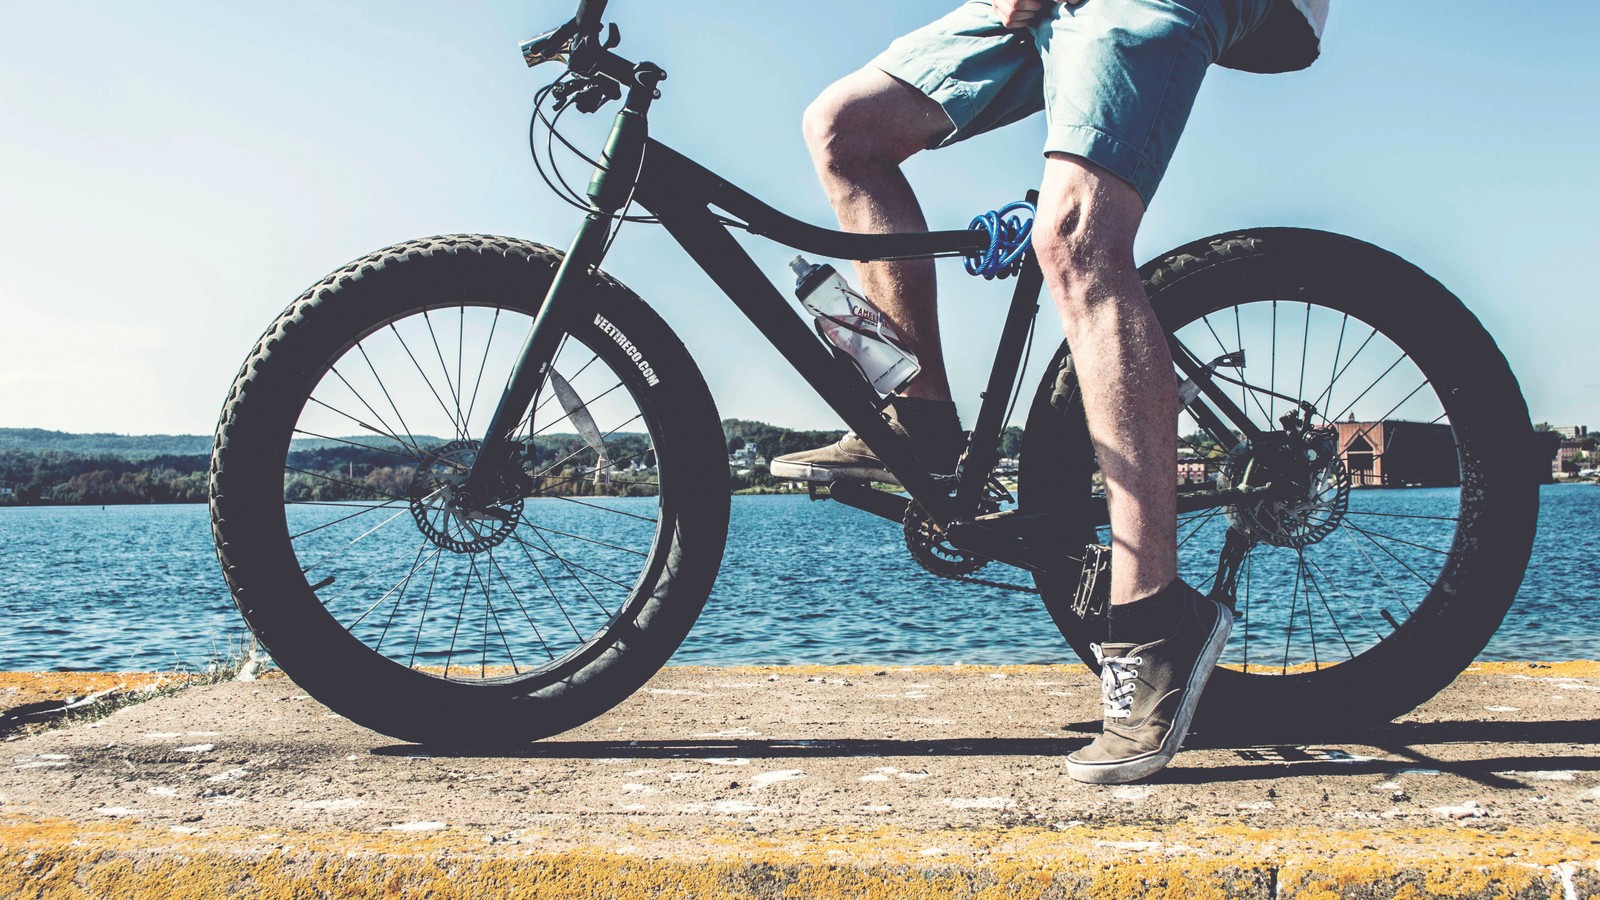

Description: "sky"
1 0 1597 435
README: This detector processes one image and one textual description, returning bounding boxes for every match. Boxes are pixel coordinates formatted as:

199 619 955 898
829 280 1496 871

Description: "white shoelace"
1092 643 1142 720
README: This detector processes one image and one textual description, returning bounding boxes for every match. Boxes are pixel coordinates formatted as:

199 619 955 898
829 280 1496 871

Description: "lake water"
0 485 1594 671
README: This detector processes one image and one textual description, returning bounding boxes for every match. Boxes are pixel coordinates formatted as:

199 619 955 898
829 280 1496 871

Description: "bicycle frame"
465 50 1271 577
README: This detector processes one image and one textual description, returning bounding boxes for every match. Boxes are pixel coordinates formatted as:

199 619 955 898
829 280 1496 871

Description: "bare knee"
803 69 946 175
1033 160 1145 319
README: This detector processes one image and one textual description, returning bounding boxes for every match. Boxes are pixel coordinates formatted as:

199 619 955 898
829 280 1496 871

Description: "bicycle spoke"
522 522 649 557
288 494 413 541
1336 525 1414 618
489 549 557 661
1340 519 1452 557
441 554 476 679
464 307 501 436
1344 509 1459 524
1269 300 1277 425
389 322 467 439
325 364 419 458
540 493 658 524
512 525 633 597
407 549 445 670
354 541 442 631
1176 507 1225 551
1300 549 1319 670
422 310 467 440
532 412 645 479
376 539 435 651
1281 546 1300 675
1328 353 1406 425
1302 550 1385 647
356 342 424 458
511 533 590 644
1297 302 1311 404
1339 521 1437 589
297 503 415 575
292 428 421 463
469 556 519 678
303 396 422 462
1309 325 1377 418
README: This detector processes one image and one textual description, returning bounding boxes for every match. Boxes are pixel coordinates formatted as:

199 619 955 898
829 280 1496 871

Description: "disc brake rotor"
1219 432 1350 549
409 440 523 554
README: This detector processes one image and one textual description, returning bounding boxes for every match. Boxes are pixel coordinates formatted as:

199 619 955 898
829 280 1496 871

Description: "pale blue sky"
1 1 1596 435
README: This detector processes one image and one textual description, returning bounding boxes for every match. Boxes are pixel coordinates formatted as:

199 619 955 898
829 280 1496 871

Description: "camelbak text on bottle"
789 256 921 395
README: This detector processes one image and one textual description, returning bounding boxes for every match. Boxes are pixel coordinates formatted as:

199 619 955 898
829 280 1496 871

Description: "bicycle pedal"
1071 543 1112 620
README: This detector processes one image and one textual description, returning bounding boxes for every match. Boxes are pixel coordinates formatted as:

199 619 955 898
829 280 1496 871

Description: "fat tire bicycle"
209 1 1539 746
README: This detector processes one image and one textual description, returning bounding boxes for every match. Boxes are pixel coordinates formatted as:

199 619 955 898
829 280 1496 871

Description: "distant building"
1176 459 1210 486
1556 439 1588 476
1334 420 1459 487
0 484 12 498
729 440 762 467
1551 425 1589 440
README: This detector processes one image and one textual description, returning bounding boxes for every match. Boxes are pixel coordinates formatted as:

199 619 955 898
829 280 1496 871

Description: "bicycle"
208 1 1539 746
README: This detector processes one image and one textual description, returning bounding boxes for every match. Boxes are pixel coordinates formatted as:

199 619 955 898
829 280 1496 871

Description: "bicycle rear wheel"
1021 228 1538 736
209 235 728 745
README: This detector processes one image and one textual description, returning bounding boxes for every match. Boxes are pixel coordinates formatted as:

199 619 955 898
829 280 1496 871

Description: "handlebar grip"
574 0 607 33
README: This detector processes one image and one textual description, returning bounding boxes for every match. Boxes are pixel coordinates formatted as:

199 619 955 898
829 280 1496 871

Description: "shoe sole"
767 460 900 485
1065 602 1235 785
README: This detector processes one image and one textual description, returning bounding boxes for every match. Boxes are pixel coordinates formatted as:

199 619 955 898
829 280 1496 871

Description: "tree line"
1 420 1028 506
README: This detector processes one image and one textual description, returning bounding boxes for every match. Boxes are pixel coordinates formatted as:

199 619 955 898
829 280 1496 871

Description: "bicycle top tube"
635 140 992 263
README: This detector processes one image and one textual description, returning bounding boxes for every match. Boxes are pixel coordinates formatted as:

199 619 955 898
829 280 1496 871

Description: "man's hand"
991 0 1086 30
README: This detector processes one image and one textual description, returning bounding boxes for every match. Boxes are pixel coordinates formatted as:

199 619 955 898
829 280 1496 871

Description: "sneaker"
769 397 962 485
1065 582 1233 784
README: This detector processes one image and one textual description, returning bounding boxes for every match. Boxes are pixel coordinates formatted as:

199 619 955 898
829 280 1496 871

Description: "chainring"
903 504 989 577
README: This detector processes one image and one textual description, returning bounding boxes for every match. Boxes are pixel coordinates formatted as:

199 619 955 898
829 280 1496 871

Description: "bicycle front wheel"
1021 228 1538 737
209 235 728 745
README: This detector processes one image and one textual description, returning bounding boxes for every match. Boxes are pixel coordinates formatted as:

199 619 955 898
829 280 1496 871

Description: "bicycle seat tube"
463 58 665 505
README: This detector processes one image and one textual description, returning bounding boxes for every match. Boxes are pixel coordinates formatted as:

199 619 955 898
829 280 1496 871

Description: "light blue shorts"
871 0 1274 204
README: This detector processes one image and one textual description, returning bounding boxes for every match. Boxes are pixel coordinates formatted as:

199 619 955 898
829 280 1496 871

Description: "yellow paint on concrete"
1463 659 1600 678
1 815 1595 899
5 661 1592 702
0 672 173 718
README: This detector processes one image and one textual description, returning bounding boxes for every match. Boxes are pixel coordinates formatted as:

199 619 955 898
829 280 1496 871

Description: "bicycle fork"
461 78 657 506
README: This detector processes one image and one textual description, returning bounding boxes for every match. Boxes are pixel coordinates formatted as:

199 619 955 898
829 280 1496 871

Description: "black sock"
1108 579 1188 645
888 396 960 436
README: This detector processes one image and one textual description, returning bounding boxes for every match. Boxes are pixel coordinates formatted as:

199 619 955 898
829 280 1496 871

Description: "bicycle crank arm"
815 479 911 524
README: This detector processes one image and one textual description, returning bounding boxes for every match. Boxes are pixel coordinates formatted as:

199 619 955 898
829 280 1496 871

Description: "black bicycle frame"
466 54 1262 574
466 53 1033 511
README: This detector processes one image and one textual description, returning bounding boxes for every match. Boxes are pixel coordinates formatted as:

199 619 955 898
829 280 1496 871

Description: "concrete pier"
1 662 1596 898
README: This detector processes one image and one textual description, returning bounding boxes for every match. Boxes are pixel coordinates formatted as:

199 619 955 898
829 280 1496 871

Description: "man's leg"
1035 155 1233 785
802 68 953 401
769 68 966 485
1031 155 1176 605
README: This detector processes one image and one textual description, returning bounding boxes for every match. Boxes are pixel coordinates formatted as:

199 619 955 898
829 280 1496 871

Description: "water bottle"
789 256 921 395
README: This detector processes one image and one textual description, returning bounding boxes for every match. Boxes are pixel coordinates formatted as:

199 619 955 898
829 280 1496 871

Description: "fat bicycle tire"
209 234 728 746
1019 228 1539 737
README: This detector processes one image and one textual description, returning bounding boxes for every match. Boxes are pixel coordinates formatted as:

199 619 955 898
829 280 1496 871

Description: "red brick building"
1334 420 1459 488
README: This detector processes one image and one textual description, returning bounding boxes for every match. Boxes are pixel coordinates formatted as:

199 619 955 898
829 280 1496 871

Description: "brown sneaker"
1065 582 1233 784
768 397 962 485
